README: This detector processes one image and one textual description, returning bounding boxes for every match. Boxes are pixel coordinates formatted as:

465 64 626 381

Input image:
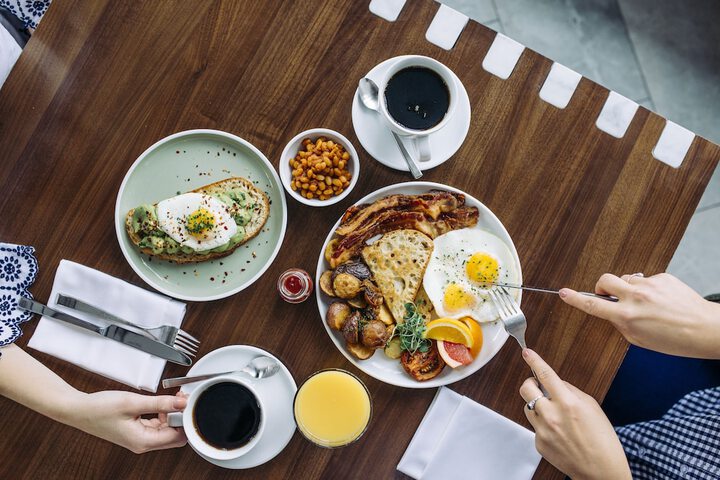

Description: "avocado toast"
125 177 269 263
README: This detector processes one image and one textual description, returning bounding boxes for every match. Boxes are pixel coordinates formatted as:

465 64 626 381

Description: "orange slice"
424 318 474 347
460 317 483 358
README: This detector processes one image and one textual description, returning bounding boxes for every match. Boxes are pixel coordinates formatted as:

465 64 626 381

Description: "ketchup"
278 268 313 303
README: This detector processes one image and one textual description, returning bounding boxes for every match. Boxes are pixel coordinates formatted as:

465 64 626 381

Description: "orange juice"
293 369 372 447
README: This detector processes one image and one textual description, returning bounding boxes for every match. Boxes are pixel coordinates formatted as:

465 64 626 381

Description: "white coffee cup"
377 55 458 162
167 375 265 461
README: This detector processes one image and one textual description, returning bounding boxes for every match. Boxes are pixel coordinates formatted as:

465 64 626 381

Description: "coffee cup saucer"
351 55 471 172
179 345 297 469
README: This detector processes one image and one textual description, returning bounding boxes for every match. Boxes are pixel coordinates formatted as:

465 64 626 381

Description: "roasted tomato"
401 341 445 381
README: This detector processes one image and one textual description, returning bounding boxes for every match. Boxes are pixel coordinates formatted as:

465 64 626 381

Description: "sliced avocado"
233 209 252 227
131 205 159 234
164 238 180 254
215 193 234 208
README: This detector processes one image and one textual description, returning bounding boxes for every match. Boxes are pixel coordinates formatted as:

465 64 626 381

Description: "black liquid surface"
384 67 450 130
193 382 261 450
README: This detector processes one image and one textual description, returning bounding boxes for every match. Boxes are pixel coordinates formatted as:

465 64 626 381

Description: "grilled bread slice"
361 229 434 323
125 177 269 263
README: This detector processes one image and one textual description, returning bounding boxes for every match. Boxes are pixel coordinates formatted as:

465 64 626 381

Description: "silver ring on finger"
630 272 644 278
526 394 545 411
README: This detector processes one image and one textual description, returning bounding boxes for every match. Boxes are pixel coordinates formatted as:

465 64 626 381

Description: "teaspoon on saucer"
162 355 280 388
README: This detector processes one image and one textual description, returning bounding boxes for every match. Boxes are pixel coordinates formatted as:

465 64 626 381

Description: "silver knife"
491 282 619 302
18 298 192 365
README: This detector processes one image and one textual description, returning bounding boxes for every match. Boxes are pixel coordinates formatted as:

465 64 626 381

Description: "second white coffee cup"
377 55 459 162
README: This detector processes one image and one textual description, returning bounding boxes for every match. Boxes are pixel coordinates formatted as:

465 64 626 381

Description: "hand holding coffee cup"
378 56 458 162
168 376 264 461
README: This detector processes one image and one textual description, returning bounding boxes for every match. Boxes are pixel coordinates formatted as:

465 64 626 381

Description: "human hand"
519 349 630 480
560 273 720 358
71 390 188 454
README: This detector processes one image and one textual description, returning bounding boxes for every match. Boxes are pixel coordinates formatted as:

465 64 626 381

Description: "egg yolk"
443 283 476 312
186 208 215 238
466 252 499 287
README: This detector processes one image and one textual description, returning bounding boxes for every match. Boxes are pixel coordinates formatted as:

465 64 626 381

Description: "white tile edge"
539 62 582 109
425 4 469 51
652 120 695 168
595 91 639 139
481 33 525 80
369 0 407 22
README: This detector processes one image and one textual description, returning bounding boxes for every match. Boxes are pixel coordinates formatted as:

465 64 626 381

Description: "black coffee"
193 382 261 450
384 66 450 130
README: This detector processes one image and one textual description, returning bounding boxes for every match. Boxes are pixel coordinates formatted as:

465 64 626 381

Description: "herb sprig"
394 303 429 354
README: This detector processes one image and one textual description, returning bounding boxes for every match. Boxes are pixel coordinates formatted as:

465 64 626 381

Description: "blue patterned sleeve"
0 243 39 348
0 0 52 30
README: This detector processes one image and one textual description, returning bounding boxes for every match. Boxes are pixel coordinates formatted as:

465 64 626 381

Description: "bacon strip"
336 191 463 236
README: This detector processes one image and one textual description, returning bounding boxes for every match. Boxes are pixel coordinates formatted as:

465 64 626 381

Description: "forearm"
0 344 86 425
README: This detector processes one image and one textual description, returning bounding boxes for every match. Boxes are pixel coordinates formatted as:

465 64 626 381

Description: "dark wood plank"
0 0 718 479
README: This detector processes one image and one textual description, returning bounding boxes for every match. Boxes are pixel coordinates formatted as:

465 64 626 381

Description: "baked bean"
289 137 352 201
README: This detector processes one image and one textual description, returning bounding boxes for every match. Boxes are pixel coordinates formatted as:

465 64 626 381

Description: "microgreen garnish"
394 303 429 354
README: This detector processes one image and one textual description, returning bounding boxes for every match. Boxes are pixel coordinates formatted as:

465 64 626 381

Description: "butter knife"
18 298 192 365
491 282 618 302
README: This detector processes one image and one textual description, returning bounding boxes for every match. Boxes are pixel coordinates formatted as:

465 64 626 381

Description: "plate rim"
314 181 522 389
114 129 288 302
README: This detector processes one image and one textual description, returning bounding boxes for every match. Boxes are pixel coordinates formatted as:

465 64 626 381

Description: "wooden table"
1 1 718 478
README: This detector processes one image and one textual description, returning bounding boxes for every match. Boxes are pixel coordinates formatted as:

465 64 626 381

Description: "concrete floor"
443 0 720 296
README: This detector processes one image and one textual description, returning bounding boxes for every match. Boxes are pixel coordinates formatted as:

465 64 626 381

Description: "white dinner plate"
315 182 522 389
180 345 297 469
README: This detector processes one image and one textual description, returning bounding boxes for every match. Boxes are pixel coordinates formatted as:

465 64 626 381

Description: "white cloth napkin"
28 260 186 392
398 387 542 480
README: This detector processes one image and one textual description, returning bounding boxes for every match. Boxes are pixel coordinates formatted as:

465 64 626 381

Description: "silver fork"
488 287 550 397
56 294 200 357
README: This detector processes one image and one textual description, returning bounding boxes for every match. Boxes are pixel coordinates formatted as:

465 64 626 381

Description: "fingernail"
522 348 530 359
559 289 569 298
173 397 187 409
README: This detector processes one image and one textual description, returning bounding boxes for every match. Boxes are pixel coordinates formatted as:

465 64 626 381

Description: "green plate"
115 130 287 301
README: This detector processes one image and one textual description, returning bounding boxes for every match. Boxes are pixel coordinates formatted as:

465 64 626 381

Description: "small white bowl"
279 128 360 206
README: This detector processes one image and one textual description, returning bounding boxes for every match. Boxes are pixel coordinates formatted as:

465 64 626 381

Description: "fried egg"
423 228 519 322
157 193 237 251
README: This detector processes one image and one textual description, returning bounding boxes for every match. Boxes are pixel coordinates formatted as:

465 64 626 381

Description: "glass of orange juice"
293 369 372 448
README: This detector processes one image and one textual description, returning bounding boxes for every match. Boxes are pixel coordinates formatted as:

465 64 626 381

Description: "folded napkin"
398 387 542 480
28 260 186 392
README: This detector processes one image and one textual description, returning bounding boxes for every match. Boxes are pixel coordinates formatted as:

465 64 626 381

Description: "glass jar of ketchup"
278 268 313 303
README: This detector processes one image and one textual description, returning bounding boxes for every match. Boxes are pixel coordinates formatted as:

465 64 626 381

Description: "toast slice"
125 177 269 263
361 229 433 323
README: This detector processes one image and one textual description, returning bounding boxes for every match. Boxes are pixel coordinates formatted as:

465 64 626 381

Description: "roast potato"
362 280 383 307
333 273 362 299
361 319 390 349
324 238 338 264
341 311 361 344
377 304 394 325
320 271 335 297
348 297 368 309
326 302 350 330
383 336 402 359
346 341 374 360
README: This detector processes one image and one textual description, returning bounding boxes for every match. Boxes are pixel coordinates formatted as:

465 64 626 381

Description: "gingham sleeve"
615 387 720 479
